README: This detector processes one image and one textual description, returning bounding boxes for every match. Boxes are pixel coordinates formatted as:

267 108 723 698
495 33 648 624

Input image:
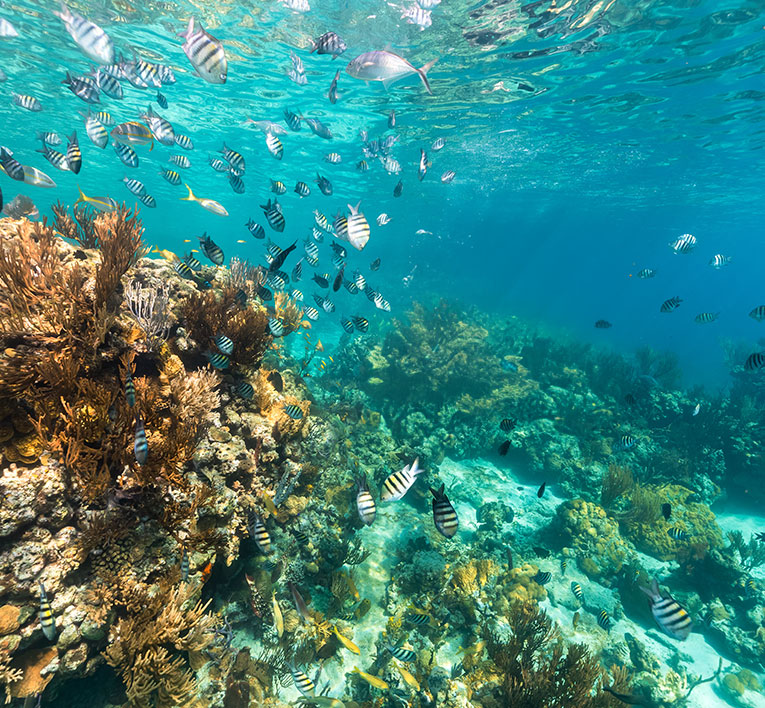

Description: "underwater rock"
476 501 514 530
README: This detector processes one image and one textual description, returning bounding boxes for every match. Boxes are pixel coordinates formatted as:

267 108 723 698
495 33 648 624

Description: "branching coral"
483 602 623 707
727 531 765 570
124 279 172 345
601 464 634 508
104 582 219 708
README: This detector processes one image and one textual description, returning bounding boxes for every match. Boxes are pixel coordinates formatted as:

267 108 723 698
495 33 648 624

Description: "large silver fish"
54 2 115 64
178 17 227 84
346 50 436 94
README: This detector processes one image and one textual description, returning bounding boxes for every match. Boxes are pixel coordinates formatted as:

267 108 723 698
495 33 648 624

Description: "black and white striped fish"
284 404 304 420
694 312 719 324
114 141 139 168
418 149 428 181
432 137 445 151
266 133 283 160
295 181 310 197
708 254 731 268
637 268 655 278
81 110 108 147
334 202 370 251
54 2 115 64
667 527 688 541
288 664 315 698
441 170 456 184
121 176 146 196
351 316 368 332
228 172 245 194
311 31 347 58
533 570 551 585
134 57 161 88
66 132 82 174
340 317 354 334
386 645 416 662
38 582 57 641
640 578 692 640
356 475 376 525
353 271 367 291
170 154 191 169
221 142 245 173
209 157 228 173
261 199 285 232
284 108 302 131
748 305 765 322
37 143 71 171
62 71 100 103
12 93 42 111
142 106 175 145
381 458 423 502
660 296 682 313
745 352 765 370
248 512 272 554
178 17 227 84
430 483 458 538
199 233 224 265
268 318 285 337
138 193 156 208
304 306 319 321
325 152 342 164
304 239 319 260
571 582 584 601
36 131 62 146
175 133 194 150
597 610 612 631
92 68 123 99
669 233 696 254
134 415 148 465
246 219 265 239
214 334 234 356
160 168 181 185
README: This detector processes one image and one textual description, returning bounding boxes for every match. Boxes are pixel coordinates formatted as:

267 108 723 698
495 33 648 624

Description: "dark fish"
594 319 612 329
618 434 636 450
660 296 682 313
174 260 194 279
603 687 651 706
637 268 655 279
498 440 510 456
316 173 333 195
313 273 329 288
748 305 765 322
284 404 304 420
667 527 688 541
221 142 245 173
430 483 458 538
0 148 24 181
113 140 138 168
370 258 381 271
267 370 283 392
124 373 136 407
533 570 551 585
246 219 265 239
138 192 156 208
745 352 765 371
333 264 345 292
268 241 296 273
499 418 516 433
261 198 285 232
248 512 272 554
351 315 369 332
571 581 584 601
597 610 612 631
304 116 333 140
406 613 431 626
284 108 302 131
205 351 231 370
180 547 189 582
295 181 310 197
156 91 168 108
228 172 245 193
134 415 148 465
311 31 347 58
38 582 56 641
640 578 692 640
661 503 671 521
36 143 70 171
393 179 403 197
386 645 416 662
199 232 224 265
624 393 637 405
356 475 376 525
214 334 234 356
537 481 546 498
356 159 368 172
532 546 550 558
65 131 82 173
327 69 340 104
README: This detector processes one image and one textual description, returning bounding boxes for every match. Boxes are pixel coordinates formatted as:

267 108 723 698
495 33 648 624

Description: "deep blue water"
1 0 764 388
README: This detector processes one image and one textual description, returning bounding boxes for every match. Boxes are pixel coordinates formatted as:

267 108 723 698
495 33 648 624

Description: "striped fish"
184 254 202 271
134 57 161 88
205 351 230 370
406 613 431 626
36 131 62 146
325 152 342 163
571 581 583 601
246 220 265 239
660 296 682 313
745 352 765 371
228 172 245 194
292 258 303 281
38 582 56 641
66 132 82 174
175 133 194 150
386 645 416 662
270 179 287 194
54 2 115 64
124 373 136 407
114 141 138 168
268 318 285 337
304 306 319 321
295 181 310 197
248 512 272 554
142 106 174 145
284 404 304 420
334 202 370 251
36 144 71 172
234 379 254 399
81 110 108 148
284 108 302 131
261 199 285 232
288 664 315 698
121 176 145 196
355 475 376 525
694 312 719 324
340 317 354 334
354 271 367 291
669 233 696 254
199 233 224 265
12 93 42 111
381 458 423 502
138 193 156 208
158 65 176 85
667 527 688 541
640 578 692 640
92 68 123 99
637 268 655 278
351 316 368 332
160 168 181 185
178 17 227 84
180 547 189 582
314 210 330 231
175 261 194 279
597 610 611 631
430 483 458 538
533 570 551 585
62 71 100 103
441 170 456 184
170 155 191 169
214 334 234 356
266 132 283 160
221 143 245 173
134 415 148 465
749 305 765 322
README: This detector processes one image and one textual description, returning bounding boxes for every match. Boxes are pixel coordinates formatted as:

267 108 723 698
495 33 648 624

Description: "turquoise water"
2 0 764 386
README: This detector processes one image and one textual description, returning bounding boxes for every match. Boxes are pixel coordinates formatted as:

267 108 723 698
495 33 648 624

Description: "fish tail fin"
68 131 77 144
417 58 438 95
177 16 195 39
180 183 196 202
347 200 361 215
75 185 86 204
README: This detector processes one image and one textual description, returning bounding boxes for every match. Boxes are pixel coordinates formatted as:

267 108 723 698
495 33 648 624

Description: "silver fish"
54 2 115 64
178 17 227 84
346 50 436 94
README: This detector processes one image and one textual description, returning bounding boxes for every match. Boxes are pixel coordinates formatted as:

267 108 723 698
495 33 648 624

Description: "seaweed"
727 530 765 570
601 464 634 508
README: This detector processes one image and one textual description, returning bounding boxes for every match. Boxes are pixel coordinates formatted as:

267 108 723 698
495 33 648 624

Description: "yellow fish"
180 183 229 217
272 594 284 639
183 238 192 242
261 490 278 516
352 667 388 690
237 239 246 243
333 626 360 655
151 245 179 263
458 640 486 658
395 661 420 691
111 121 154 147
315 339 324 352
75 185 117 213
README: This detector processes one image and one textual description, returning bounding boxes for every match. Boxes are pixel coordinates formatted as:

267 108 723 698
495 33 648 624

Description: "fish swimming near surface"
181 184 228 216
178 17 227 84
640 578 692 640
430 483 459 538
334 202 370 251
55 2 115 64
311 31 347 58
346 50 437 95
381 458 424 502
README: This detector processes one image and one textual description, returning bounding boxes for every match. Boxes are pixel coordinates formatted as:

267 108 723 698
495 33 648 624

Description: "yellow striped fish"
381 457 423 502
75 186 117 212
38 582 56 641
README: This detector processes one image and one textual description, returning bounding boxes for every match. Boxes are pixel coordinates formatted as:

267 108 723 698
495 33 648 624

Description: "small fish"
709 254 731 268
498 440 510 456
55 2 115 64
432 137 445 151
36 144 70 172
637 268 656 279
395 661 420 690
387 644 416 662
248 512 272 554
247 220 265 239
356 159 369 172
36 131 62 146
142 105 175 146
304 116 333 139
393 179 403 197
370 258 381 271
181 184 228 217
661 503 671 521
62 71 100 103
112 121 153 146
178 17 227 84
266 132 283 160
38 582 57 641
640 578 692 640
221 142 245 173
214 334 234 356
304 306 319 321
199 233 224 265
346 50 436 95
351 316 369 332
295 181 311 197
134 415 148 465
180 547 189 582
66 132 82 174
537 481 546 498
284 404 304 420
353 667 389 690
745 352 765 370
328 70 340 104
267 370 284 392
261 198 285 232
114 140 139 168
334 201 370 251
499 418 516 433
533 570 551 585
311 31 347 58
124 373 136 406
694 312 719 324
572 611 580 629
74 186 117 212
669 233 696 254
333 625 360 654
748 305 765 322
618 434 637 450
381 458 423 502
667 527 688 541
571 581 584 601
12 93 42 112
284 108 302 132
170 155 191 169
156 91 168 109
418 149 428 181
594 319 612 329
316 173 333 196
692 403 700 416
402 3 432 29
430 483 458 538
268 318 285 337
228 172 245 193
288 664 316 698
597 610 612 631
288 581 313 623
205 351 231 370
175 133 194 150
377 213 391 226
160 168 181 185
441 170 456 184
